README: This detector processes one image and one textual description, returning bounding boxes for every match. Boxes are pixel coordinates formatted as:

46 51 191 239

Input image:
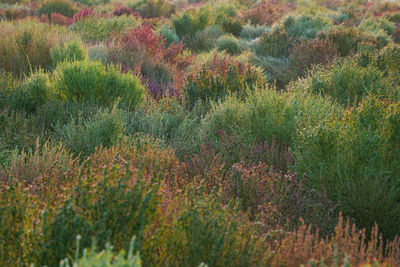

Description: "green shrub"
251 55 293 89
50 39 87 67
256 28 291 57
54 60 145 108
283 15 332 41
202 88 341 150
295 95 400 239
71 15 140 42
0 19 73 75
158 25 179 46
307 57 394 106
38 0 77 18
239 24 270 40
57 108 123 157
318 27 366 57
184 60 262 108
60 237 142 267
9 70 52 114
216 34 241 55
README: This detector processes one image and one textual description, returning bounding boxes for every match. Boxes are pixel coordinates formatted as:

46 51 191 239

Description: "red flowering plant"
107 25 193 98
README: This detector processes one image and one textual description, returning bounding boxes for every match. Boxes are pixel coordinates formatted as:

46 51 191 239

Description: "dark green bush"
307 57 395 106
295 95 400 239
57 108 123 157
216 34 241 55
256 28 291 57
38 0 77 18
283 15 332 41
50 39 87 67
54 60 145 108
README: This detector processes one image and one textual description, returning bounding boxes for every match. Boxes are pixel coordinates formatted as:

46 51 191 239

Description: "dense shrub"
241 1 284 26
283 15 332 41
57 108 123 157
240 24 270 40
50 39 87 66
71 15 140 42
184 56 262 108
251 55 293 89
38 0 77 18
54 60 145 107
9 71 52 114
290 38 338 78
130 0 176 18
0 19 73 75
216 34 241 55
306 57 395 105
256 28 291 57
295 95 400 239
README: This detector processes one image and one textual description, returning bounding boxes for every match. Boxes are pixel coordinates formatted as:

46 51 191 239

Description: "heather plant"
295 95 400 239
71 15 140 42
256 28 291 57
54 60 145 108
318 27 369 57
158 25 179 46
56 107 123 157
239 24 270 40
0 19 73 75
240 1 284 26
37 0 77 18
283 15 332 41
50 39 87 67
60 237 142 267
290 38 338 78
306 57 394 106
216 34 241 55
129 0 176 18
8 70 52 114
251 55 293 89
184 56 262 108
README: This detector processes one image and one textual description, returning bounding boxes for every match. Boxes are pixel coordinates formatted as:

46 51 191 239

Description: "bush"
54 60 145 108
57 108 123 157
0 19 74 75
9 70 52 114
158 25 179 46
256 28 291 57
295 95 400 239
216 34 241 55
251 55 293 89
71 15 140 42
60 237 142 267
50 39 87 67
283 15 332 41
38 0 77 18
307 57 394 106
318 27 369 57
129 0 176 18
202 88 340 151
240 1 283 26
239 24 270 40
184 56 262 108
290 38 338 78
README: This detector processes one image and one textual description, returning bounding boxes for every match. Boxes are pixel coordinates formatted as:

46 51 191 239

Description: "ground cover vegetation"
1 0 400 266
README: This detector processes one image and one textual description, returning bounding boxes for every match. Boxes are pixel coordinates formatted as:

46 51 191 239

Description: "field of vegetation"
1 0 400 265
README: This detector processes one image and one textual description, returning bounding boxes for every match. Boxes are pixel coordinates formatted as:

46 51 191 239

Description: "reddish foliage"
241 1 284 26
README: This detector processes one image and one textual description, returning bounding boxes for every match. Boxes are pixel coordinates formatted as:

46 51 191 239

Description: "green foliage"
184 62 261 109
38 0 77 18
256 28 291 57
57 108 123 157
0 19 73 75
51 39 87 67
216 34 241 55
60 237 142 267
283 15 332 41
71 15 140 42
54 60 145 108
239 24 270 40
295 95 400 239
9 70 52 114
307 57 395 106
158 25 179 46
